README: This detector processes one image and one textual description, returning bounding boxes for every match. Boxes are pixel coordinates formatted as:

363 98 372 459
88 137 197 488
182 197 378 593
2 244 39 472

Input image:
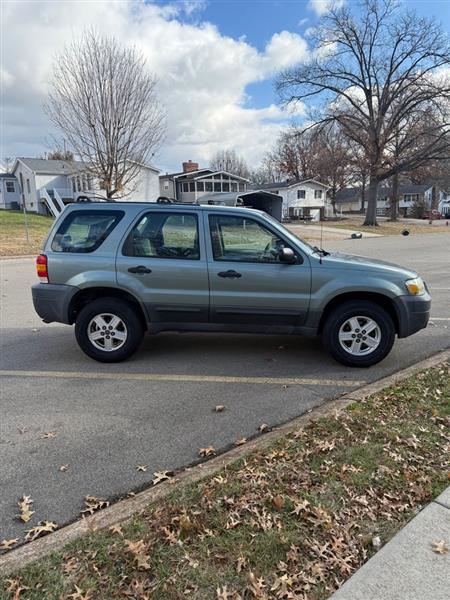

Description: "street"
1 232 449 544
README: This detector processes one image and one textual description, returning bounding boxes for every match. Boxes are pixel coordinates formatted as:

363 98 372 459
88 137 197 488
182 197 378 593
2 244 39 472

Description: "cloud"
308 0 345 17
1 0 309 170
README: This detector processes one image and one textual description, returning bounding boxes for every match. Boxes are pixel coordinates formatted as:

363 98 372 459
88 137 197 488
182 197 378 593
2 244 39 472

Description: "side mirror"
279 247 296 264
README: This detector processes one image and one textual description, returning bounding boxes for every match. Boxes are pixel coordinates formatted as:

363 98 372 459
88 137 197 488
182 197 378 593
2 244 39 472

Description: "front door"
206 212 311 328
116 210 209 324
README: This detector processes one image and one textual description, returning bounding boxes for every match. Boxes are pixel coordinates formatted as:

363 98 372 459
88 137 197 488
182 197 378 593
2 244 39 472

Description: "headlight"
405 277 425 296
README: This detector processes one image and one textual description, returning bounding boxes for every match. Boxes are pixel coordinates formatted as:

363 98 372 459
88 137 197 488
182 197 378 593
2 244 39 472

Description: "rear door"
116 210 209 324
205 212 311 327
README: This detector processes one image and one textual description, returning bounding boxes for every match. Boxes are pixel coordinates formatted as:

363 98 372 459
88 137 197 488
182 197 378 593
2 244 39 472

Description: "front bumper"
393 292 431 338
31 283 78 324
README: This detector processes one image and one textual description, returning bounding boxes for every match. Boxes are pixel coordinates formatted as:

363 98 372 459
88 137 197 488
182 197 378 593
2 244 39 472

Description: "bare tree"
311 124 354 214
267 127 319 181
209 149 250 179
277 0 450 225
45 30 166 199
46 149 75 161
1 157 14 172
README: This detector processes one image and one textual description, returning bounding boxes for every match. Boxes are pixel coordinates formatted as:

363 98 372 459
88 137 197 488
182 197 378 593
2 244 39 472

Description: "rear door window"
51 210 124 253
123 212 200 260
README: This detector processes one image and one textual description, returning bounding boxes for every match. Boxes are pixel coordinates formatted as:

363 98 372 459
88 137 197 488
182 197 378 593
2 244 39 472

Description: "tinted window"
209 214 289 263
123 212 199 260
51 210 124 253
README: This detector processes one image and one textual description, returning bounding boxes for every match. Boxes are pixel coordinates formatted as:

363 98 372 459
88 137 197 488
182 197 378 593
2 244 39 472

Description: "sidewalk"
329 486 450 600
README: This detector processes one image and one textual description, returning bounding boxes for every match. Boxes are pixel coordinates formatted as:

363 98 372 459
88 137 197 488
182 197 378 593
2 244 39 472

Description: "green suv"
32 203 431 367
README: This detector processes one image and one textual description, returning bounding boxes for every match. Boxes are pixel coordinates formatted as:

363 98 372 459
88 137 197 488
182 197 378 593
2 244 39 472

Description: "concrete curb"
1 348 449 576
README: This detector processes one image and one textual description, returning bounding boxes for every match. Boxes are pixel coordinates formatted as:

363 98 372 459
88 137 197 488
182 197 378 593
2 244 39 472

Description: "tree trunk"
431 186 439 210
389 173 399 221
363 175 379 226
360 179 366 213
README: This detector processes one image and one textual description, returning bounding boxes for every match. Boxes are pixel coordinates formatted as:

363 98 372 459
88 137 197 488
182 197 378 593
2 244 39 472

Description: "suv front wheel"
75 298 144 362
322 300 395 367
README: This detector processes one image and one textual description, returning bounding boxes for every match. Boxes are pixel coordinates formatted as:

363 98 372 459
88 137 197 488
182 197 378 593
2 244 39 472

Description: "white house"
10 158 160 216
0 173 21 209
257 179 331 221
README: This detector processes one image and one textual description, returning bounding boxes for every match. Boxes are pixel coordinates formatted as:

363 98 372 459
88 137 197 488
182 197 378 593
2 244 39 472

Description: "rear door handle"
128 265 152 274
218 270 242 278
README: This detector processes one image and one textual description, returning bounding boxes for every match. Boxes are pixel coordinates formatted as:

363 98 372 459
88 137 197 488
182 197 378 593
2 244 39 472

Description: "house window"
314 189 322 199
404 194 419 202
238 183 245 191
214 182 221 192
87 176 93 190
205 181 213 192
182 182 189 193
26 179 31 193
6 181 15 193
297 189 306 199
189 182 195 192
197 181 204 192
231 182 238 192
223 182 230 192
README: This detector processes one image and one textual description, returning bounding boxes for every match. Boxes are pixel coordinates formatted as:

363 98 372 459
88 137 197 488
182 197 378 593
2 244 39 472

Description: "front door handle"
128 265 152 274
218 270 242 278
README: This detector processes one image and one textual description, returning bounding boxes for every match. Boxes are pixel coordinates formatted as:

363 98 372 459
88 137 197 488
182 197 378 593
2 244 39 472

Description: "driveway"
1 233 449 545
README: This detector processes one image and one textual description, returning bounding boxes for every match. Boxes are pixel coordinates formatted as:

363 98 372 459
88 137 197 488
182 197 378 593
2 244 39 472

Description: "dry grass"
311 218 450 237
0 210 54 256
1 364 449 600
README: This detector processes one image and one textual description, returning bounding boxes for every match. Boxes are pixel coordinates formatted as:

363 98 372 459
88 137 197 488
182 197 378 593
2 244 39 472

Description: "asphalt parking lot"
1 232 449 545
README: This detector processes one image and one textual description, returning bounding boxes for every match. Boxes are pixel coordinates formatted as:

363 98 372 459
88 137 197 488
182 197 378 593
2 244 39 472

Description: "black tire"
75 298 144 362
322 300 395 367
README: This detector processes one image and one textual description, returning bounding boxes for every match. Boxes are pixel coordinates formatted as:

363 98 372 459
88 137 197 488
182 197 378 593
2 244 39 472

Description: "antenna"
319 217 323 264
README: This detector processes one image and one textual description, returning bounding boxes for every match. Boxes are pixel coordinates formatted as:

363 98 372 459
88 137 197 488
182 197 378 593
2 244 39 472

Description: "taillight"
36 254 49 283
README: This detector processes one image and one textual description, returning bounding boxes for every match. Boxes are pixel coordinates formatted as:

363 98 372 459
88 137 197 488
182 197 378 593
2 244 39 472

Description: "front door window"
209 214 288 263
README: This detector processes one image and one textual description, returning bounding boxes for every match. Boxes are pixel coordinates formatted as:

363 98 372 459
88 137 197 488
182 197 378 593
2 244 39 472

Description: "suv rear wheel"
75 298 144 362
322 300 395 367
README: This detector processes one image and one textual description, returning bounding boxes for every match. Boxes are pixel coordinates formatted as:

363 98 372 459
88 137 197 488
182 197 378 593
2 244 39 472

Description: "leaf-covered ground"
1 363 449 600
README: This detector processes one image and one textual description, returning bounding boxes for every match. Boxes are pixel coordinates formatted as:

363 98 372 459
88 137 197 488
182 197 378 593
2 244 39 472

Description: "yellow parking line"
0 369 365 387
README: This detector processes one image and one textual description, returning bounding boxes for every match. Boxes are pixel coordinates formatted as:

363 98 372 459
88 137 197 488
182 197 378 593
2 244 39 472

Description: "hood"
319 251 418 279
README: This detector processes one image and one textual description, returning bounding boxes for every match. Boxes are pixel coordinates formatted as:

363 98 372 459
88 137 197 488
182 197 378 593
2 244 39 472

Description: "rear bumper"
393 293 431 338
31 284 78 324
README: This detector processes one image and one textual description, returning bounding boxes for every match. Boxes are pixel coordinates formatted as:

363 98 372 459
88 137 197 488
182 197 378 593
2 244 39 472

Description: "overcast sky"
1 0 449 172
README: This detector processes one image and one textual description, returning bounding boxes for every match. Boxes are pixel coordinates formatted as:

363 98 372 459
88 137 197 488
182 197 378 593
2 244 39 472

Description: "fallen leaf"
25 521 57 541
431 540 449 554
124 539 151 570
17 427 27 434
81 496 109 516
42 431 57 439
136 465 147 472
59 464 69 472
215 405 225 412
109 524 123 536
68 585 93 600
234 438 247 446
17 496 34 523
0 538 19 551
272 494 285 510
199 446 215 457
152 470 173 485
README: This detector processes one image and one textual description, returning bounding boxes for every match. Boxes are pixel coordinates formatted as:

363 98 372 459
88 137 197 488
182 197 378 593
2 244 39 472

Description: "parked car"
32 203 431 367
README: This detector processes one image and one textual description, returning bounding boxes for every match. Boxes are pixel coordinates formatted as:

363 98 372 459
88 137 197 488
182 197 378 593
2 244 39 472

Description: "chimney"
182 160 199 173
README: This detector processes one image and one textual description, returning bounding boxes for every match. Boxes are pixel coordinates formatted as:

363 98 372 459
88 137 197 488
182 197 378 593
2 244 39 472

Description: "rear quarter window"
51 210 124 253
